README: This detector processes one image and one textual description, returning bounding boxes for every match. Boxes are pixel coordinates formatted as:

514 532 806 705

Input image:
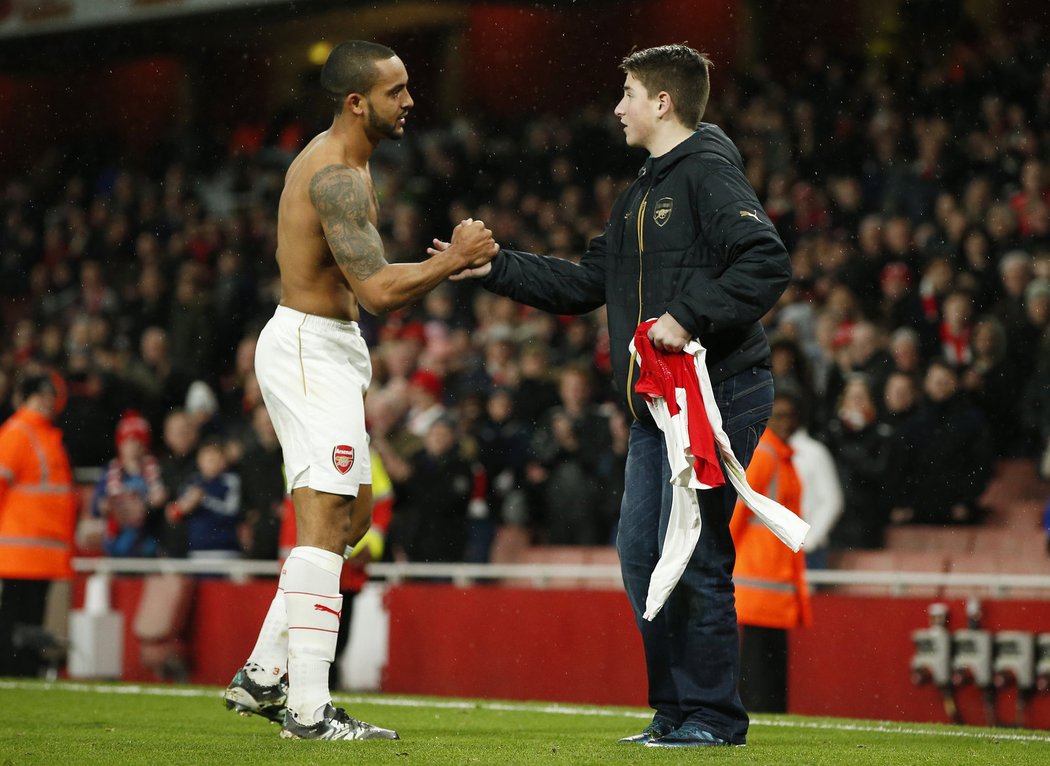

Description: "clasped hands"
427 223 691 354
428 218 498 279
431 218 499 277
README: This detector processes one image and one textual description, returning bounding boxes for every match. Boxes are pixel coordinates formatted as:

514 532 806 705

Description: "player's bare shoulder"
275 135 326 245
308 164 370 232
305 159 386 282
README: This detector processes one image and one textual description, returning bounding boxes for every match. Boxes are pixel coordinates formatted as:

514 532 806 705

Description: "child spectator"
166 438 243 560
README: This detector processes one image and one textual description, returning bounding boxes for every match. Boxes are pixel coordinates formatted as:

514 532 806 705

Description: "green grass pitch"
1 680 1048 765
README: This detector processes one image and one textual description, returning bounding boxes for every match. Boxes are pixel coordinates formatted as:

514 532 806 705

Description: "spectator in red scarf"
939 290 975 369
90 410 167 557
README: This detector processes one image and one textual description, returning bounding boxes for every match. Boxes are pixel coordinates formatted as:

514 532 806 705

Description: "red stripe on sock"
283 591 340 599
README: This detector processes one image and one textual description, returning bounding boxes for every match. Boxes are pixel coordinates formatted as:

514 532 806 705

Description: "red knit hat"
116 410 151 449
409 368 444 400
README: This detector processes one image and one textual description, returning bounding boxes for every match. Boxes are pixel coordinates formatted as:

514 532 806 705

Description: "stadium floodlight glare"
309 41 334 66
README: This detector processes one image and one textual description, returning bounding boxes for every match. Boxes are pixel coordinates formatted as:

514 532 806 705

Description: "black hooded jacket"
483 123 791 425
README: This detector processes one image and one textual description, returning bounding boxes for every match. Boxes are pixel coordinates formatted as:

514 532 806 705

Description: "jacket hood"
642 123 745 183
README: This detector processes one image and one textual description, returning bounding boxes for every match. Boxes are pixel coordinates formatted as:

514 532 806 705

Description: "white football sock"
283 545 344 725
244 569 289 686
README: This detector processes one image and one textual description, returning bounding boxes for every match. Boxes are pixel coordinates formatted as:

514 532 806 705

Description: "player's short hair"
321 40 397 113
621 44 712 129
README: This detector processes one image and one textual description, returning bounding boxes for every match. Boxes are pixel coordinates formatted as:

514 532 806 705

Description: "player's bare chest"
363 177 379 226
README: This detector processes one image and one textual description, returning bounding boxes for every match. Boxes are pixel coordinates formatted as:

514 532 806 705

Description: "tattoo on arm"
309 165 386 281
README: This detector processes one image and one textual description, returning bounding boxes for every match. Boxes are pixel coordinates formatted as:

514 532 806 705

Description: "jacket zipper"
626 187 650 421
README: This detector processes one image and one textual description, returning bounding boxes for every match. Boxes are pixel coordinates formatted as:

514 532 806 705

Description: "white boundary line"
4 680 1050 744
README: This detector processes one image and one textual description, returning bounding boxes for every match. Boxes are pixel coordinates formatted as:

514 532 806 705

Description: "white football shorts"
255 305 372 497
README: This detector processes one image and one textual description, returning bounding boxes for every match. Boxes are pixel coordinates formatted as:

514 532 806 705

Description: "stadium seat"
973 526 1049 557
488 525 532 564
943 551 1050 599
133 574 195 681
884 525 976 553
582 546 622 590
585 546 620 565
829 550 948 598
996 499 1047 530
503 546 591 588
980 458 1050 516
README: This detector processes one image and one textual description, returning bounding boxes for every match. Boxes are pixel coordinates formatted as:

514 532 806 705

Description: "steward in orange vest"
731 432 812 630
0 374 77 580
0 373 78 677
730 389 811 713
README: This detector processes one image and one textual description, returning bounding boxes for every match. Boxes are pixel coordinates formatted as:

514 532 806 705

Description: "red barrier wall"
383 584 647 705
385 587 1050 727
76 576 276 685
790 595 1050 729
77 577 1050 729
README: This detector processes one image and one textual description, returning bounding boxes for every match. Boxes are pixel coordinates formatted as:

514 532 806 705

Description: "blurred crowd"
2 25 1050 565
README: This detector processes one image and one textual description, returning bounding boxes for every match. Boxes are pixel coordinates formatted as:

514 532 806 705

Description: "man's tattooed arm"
308 163 496 314
309 164 387 281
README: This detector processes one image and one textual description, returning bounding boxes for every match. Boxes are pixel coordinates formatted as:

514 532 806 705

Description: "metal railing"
72 557 625 588
71 557 1050 596
805 569 1050 598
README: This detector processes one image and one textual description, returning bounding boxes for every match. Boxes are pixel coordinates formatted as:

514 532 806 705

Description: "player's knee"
346 514 369 547
295 492 359 552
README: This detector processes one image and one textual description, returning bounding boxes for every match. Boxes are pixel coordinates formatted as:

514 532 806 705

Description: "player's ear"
346 92 365 115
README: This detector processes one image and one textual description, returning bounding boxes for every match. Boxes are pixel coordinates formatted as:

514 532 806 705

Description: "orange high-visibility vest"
730 430 812 630
0 407 78 580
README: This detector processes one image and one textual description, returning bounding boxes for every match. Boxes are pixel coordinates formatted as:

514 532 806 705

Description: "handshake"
429 218 499 280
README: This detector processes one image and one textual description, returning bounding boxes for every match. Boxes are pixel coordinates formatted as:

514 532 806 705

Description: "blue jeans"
617 367 773 745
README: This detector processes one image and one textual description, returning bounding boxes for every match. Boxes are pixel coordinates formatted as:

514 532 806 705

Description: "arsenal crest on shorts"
332 445 355 474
